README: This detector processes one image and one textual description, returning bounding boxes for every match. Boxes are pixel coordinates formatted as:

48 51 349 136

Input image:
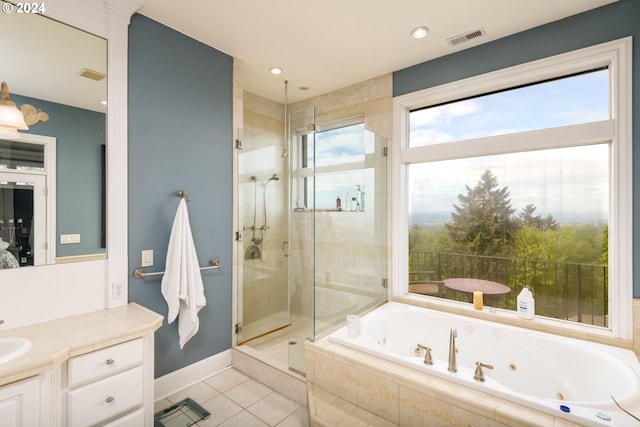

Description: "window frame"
391 37 633 339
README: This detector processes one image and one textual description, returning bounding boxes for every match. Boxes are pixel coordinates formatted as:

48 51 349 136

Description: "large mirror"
0 1 107 269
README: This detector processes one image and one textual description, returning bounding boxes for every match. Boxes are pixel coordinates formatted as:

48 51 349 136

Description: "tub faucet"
474 362 494 382
415 344 433 365
448 328 457 372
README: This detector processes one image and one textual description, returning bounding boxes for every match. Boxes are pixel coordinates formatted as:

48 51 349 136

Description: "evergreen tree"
446 170 517 256
518 204 558 230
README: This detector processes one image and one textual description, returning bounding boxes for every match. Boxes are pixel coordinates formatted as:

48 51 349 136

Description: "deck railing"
409 251 608 327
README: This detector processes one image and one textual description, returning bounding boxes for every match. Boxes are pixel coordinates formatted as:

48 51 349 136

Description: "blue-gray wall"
393 0 640 297
12 94 106 258
127 14 233 378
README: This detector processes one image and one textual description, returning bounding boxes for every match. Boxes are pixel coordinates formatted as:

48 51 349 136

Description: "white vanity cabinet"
0 304 162 427
67 338 146 427
0 376 40 427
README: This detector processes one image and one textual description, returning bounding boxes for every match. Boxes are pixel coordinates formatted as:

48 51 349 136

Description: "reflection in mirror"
0 175 45 268
0 135 53 267
0 2 107 267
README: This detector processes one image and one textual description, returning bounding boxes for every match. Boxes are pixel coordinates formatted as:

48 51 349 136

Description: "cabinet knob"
106 396 115 403
106 358 115 365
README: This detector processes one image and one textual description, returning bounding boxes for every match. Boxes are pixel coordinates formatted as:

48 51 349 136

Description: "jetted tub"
328 302 640 427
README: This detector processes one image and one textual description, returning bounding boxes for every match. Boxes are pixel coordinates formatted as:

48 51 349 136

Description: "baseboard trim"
154 349 232 400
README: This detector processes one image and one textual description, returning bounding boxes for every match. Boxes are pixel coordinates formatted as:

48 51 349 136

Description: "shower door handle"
282 241 289 257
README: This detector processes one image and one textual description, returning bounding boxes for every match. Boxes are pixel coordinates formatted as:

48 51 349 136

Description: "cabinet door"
0 377 39 427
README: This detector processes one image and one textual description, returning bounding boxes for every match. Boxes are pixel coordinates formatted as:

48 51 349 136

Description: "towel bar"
133 258 220 279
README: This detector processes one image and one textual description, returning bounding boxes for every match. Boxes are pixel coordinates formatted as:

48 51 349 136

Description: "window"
392 38 632 338
295 122 375 211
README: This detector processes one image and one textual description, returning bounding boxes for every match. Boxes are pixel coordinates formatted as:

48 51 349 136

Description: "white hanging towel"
161 198 206 349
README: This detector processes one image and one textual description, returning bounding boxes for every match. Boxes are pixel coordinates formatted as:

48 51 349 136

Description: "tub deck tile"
336 405 377 426
316 397 355 425
494 401 555 427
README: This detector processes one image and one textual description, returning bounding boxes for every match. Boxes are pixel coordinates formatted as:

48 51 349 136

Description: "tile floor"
154 367 309 427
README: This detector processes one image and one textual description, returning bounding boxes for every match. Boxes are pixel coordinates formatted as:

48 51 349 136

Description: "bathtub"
327 302 640 427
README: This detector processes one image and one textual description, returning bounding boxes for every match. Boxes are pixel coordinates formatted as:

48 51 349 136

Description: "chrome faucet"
448 328 457 372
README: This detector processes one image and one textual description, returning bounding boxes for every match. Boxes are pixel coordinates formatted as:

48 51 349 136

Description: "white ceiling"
1 0 617 112
138 0 617 103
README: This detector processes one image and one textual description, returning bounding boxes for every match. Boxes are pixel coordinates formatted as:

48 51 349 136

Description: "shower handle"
282 241 289 257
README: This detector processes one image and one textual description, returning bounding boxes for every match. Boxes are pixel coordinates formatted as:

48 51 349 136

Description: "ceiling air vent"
79 68 106 81
447 28 487 47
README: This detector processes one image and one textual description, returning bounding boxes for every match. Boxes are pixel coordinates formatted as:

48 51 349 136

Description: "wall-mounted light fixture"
0 81 29 139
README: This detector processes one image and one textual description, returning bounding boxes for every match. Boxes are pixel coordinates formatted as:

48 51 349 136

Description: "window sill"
293 209 365 213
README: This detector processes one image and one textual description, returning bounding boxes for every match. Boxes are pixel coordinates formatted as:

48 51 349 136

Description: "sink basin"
0 337 32 365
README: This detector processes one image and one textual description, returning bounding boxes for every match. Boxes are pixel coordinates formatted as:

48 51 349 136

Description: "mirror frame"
0 0 139 328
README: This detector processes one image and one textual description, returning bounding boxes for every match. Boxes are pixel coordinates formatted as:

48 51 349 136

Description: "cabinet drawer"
68 365 143 427
102 407 145 427
68 338 143 387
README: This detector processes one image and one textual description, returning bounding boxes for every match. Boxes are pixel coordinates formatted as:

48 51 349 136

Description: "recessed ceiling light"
270 67 283 75
411 26 429 39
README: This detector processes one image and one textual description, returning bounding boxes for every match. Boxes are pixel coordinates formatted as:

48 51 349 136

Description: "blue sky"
308 124 372 209
408 69 610 225
409 69 609 145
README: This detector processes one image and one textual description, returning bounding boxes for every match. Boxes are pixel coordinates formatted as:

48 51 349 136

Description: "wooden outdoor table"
443 278 510 301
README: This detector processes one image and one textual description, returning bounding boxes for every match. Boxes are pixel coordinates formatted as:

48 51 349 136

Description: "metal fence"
409 251 608 327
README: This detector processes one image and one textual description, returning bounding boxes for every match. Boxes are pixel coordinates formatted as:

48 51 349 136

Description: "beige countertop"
0 303 163 387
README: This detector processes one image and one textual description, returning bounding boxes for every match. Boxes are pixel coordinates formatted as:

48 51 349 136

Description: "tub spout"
448 328 457 372
474 362 494 382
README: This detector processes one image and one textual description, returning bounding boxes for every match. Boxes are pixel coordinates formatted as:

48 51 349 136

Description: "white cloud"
410 99 482 127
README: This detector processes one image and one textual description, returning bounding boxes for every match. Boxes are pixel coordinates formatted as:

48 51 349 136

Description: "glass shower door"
309 123 388 341
287 108 388 373
236 128 290 344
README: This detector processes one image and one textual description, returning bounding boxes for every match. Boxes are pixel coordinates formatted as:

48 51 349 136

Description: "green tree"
518 204 558 230
446 170 517 256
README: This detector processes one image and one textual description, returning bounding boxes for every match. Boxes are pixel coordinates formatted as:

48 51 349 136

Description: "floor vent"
447 28 487 46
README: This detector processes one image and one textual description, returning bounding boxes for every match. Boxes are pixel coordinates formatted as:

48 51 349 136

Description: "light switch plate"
141 249 154 267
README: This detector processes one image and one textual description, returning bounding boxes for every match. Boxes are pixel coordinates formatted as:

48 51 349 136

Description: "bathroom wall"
127 14 233 378
393 0 640 355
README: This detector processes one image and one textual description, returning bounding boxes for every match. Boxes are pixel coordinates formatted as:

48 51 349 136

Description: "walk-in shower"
236 104 387 374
